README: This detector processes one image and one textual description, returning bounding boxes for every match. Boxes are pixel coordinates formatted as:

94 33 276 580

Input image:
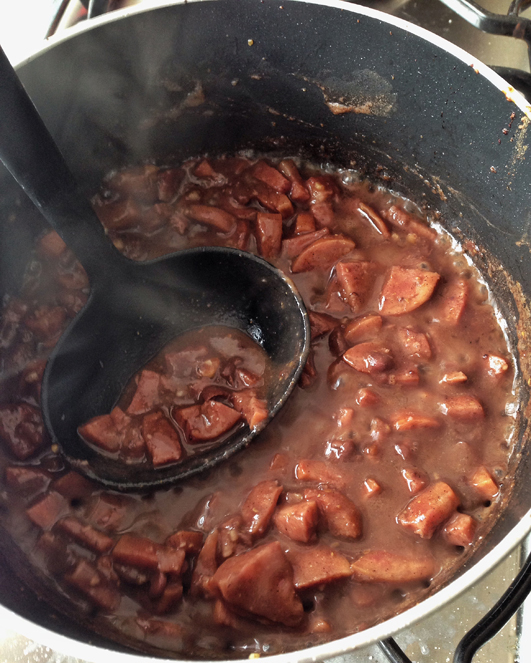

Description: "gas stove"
0 1 530 662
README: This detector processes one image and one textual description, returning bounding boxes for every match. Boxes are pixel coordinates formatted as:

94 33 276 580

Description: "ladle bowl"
0 45 310 491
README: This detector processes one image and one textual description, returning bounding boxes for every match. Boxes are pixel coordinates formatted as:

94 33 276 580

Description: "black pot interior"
0 0 530 657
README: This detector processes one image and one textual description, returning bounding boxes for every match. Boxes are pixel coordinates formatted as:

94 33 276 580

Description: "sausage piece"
379 266 440 315
213 541 303 626
398 481 459 539
273 500 319 543
350 550 435 583
241 480 283 537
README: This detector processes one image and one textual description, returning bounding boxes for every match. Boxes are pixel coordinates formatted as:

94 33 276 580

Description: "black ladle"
0 46 309 491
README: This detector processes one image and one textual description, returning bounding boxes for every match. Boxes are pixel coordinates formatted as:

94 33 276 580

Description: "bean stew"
0 155 517 658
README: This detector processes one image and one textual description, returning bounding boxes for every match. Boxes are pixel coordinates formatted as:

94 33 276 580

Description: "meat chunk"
293 211 316 234
382 205 436 240
350 551 435 583
356 201 390 237
291 236 356 273
38 231 67 259
255 212 283 259
308 311 340 340
282 228 330 259
112 534 159 570
78 407 135 454
306 176 337 204
156 546 186 575
191 529 219 599
344 314 383 345
94 196 142 231
335 261 377 312
251 161 291 194
440 396 484 421
56 517 114 554
127 370 161 415
213 599 251 629
87 494 135 532
213 541 303 626
141 411 182 465
245 180 294 218
273 500 319 543
304 488 362 539
470 466 499 500
356 387 380 407
392 412 441 431
314 203 336 229
398 481 460 538
185 204 236 233
231 389 268 430
0 403 44 460
26 492 68 530
324 437 356 462
166 530 204 556
401 468 427 495
362 478 382 498
174 401 242 442
65 560 120 611
397 328 432 359
328 326 349 357
335 406 355 430
342 342 393 374
443 512 477 547
438 279 468 325
277 159 310 203
241 480 283 537
5 466 50 496
135 617 187 643
194 160 219 179
294 460 346 489
52 471 97 500
379 266 440 315
288 545 352 590
440 371 468 384
299 351 318 388
393 366 420 386
149 579 182 615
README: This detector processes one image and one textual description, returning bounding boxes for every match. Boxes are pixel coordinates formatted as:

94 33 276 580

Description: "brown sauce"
0 155 517 658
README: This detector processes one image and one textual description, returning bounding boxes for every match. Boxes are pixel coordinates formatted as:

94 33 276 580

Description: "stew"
0 155 517 658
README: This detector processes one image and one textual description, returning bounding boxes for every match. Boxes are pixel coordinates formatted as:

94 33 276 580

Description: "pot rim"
5 0 531 661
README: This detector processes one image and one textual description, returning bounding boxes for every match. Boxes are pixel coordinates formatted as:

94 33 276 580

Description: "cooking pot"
0 0 531 661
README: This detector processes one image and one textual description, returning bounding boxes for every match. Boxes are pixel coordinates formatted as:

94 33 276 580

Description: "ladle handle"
0 45 121 280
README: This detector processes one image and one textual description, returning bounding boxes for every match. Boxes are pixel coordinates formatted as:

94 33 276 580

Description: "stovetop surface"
0 1 529 662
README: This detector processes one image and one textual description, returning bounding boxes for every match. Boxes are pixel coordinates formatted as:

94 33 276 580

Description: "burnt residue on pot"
506 115 530 183
296 71 397 117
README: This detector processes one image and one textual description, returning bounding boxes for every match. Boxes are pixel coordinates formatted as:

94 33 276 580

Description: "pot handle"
437 0 531 71
491 66 531 101
377 548 531 663
79 0 111 18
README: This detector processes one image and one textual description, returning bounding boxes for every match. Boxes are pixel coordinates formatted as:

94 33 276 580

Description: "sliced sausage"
398 481 460 538
379 266 440 315
213 541 303 626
